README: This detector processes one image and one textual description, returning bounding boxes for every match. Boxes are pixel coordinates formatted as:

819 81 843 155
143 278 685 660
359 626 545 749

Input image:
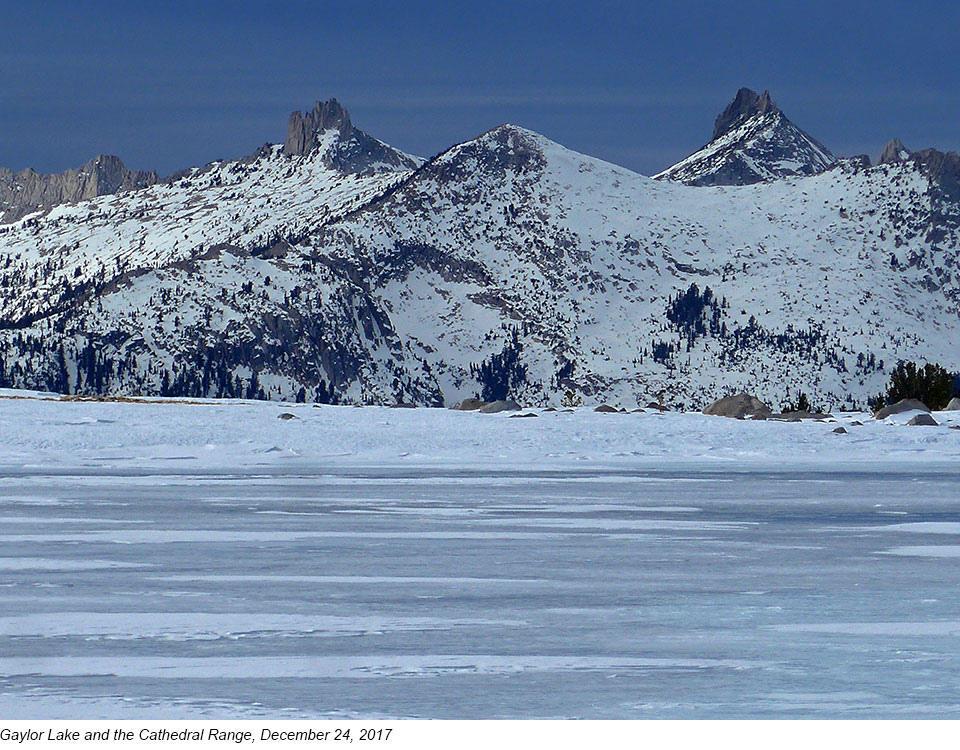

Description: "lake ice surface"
1 395 960 718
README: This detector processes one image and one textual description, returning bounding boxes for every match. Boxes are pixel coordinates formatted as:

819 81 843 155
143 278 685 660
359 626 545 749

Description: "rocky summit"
654 88 837 186
0 91 959 410
0 155 157 224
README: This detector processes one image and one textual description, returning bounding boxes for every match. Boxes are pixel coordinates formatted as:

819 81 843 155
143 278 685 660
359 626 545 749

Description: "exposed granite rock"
702 392 773 419
283 99 353 156
842 154 872 169
712 88 778 141
282 98 419 174
0 154 157 224
878 138 910 165
876 139 960 201
873 398 930 419
451 398 486 411
478 400 520 413
911 148 960 201
656 88 837 187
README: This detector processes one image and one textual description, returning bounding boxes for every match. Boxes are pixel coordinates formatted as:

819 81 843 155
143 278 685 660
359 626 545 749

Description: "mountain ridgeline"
1 89 959 409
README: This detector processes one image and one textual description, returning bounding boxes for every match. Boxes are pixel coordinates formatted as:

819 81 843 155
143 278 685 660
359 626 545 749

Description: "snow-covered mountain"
654 88 839 186
1 91 958 409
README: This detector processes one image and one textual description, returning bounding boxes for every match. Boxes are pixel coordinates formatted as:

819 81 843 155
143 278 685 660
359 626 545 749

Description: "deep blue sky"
2 0 958 177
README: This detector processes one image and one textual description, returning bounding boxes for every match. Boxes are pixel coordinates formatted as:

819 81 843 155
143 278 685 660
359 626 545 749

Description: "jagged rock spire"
712 88 778 141
655 88 836 186
878 138 911 165
283 99 354 157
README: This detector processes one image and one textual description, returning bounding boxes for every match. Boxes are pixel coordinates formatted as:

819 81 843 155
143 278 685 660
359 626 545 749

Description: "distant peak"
878 137 911 165
712 88 779 141
655 88 835 187
283 98 354 157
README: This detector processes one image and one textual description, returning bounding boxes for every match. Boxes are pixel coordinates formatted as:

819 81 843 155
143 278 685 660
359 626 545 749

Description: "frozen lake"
1 396 960 717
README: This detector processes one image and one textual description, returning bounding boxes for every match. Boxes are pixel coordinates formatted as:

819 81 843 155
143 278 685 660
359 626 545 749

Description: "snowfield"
2 392 960 718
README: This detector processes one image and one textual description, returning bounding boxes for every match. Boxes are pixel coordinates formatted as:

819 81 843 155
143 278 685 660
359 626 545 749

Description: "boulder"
451 398 487 411
833 426 847 434
479 400 521 414
278 412 297 420
594 404 619 413
774 410 833 421
944 397 960 411
702 392 773 420
508 412 539 418
646 402 668 411
907 413 938 426
873 398 930 420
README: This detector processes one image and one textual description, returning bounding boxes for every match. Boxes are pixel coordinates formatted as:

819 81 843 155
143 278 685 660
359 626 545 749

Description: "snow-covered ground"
2 392 960 717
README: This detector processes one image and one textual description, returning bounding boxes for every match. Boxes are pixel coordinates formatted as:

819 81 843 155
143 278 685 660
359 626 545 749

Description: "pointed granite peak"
280 97 421 174
712 88 779 141
655 88 835 186
283 98 354 157
878 138 911 165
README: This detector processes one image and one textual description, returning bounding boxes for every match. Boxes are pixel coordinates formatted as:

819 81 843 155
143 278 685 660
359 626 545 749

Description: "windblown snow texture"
3 396 960 718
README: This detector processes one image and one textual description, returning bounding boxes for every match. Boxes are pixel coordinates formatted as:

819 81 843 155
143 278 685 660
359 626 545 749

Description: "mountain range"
1 88 958 409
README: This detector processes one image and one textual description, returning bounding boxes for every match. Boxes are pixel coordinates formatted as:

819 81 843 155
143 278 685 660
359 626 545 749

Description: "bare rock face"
702 392 773 420
774 410 833 421
873 398 931 419
0 155 158 224
711 88 779 141
451 398 486 411
911 148 960 201
878 138 911 165
282 98 419 174
655 88 836 186
283 99 353 156
907 413 938 426
478 400 520 414
877 139 960 200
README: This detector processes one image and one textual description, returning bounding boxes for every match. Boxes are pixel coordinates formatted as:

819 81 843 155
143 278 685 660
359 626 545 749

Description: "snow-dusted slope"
0 101 420 327
0 155 158 224
1 93 959 410
305 125 960 408
655 89 838 186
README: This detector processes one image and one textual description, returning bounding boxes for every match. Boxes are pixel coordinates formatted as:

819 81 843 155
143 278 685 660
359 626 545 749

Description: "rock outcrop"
281 98 420 174
703 393 773 420
478 400 520 414
711 88 778 141
877 139 960 200
655 88 837 186
878 138 911 165
451 398 486 411
0 155 158 224
873 398 930 419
